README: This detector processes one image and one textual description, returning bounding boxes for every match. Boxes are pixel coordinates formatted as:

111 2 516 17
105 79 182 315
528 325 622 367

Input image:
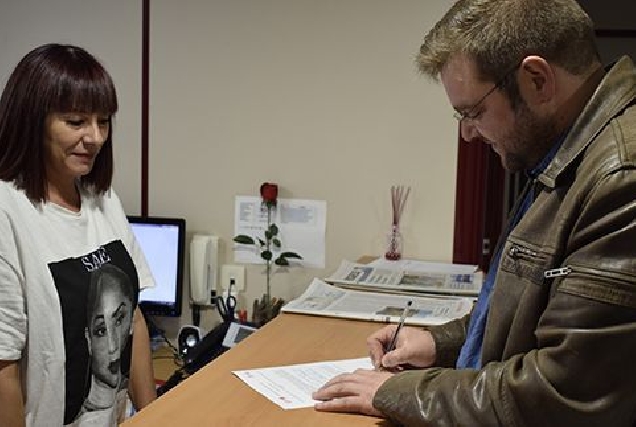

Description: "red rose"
260 182 278 206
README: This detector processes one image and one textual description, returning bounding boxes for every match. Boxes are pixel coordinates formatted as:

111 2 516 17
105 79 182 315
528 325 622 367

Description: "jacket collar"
538 55 636 188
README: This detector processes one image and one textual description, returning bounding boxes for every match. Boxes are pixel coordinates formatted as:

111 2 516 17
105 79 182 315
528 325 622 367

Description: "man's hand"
367 325 436 369
312 369 393 417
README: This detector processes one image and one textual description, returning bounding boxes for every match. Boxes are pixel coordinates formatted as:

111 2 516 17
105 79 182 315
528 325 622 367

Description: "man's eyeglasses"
453 62 521 122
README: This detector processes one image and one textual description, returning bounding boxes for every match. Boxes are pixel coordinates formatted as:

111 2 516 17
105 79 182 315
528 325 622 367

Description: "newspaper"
281 279 473 326
325 260 483 297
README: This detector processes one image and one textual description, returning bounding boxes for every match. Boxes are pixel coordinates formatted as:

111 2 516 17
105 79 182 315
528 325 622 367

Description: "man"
313 0 636 425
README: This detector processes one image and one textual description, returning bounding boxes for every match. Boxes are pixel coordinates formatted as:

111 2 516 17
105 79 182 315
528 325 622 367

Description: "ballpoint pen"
386 300 412 353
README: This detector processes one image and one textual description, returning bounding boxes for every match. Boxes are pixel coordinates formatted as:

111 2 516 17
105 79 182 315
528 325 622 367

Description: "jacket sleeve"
373 170 636 426
426 313 470 368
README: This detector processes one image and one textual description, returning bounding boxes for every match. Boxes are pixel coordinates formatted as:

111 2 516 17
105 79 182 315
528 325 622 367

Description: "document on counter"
232 357 373 409
328 259 483 297
368 258 479 275
282 278 474 325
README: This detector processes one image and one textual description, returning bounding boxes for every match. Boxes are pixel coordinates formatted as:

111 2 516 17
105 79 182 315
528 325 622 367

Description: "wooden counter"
124 313 393 426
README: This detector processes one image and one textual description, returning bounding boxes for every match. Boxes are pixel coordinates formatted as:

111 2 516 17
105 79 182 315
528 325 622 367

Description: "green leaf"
264 230 272 240
261 250 272 261
257 238 265 247
233 235 255 245
269 223 279 236
274 256 289 266
280 251 303 259
272 238 281 248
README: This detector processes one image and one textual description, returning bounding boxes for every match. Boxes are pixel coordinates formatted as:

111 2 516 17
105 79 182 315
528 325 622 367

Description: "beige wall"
149 0 459 334
0 0 459 337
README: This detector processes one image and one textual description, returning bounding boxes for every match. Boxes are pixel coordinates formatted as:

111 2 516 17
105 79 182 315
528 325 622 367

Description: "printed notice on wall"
234 196 327 268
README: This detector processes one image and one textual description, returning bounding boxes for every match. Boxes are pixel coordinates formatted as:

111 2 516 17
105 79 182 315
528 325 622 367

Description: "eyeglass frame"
453 61 523 122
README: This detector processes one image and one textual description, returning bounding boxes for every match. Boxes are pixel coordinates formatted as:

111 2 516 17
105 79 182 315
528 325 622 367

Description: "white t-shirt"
0 181 154 427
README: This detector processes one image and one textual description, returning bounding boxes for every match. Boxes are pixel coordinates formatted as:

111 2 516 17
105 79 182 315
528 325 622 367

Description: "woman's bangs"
53 68 118 115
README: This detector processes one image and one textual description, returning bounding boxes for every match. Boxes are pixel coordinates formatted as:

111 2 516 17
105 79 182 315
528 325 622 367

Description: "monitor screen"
127 216 186 317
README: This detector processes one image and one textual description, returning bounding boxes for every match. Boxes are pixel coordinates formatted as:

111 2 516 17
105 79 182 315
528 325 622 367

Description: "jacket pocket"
500 242 550 285
555 264 636 309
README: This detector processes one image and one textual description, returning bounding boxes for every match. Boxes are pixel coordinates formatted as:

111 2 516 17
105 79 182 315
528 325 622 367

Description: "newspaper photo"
325 260 483 297
282 279 473 326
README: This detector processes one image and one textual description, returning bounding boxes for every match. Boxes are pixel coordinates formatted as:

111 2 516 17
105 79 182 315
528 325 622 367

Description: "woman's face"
45 113 110 185
88 284 133 388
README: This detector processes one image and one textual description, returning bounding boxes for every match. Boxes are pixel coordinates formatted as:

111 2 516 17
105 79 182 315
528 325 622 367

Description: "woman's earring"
85 327 91 357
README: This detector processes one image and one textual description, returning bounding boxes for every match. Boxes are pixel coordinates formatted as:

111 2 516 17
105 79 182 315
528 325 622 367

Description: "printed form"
232 357 372 409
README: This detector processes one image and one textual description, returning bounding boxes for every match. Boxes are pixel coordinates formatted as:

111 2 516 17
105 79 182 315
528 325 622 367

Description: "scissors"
216 293 236 322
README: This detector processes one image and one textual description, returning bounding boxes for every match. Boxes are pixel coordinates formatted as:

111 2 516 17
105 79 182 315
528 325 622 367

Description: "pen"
386 300 412 353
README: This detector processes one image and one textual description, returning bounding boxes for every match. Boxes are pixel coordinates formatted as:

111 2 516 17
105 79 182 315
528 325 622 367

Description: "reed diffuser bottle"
385 185 410 260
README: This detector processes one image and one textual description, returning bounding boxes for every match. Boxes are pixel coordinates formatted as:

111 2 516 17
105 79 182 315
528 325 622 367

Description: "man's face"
440 55 557 172
89 284 133 388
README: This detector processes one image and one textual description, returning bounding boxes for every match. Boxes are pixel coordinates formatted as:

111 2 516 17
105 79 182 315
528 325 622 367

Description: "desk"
152 346 179 384
124 313 393 426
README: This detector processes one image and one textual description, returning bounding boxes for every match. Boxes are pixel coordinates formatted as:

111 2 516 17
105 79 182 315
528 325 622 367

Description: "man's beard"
499 102 559 172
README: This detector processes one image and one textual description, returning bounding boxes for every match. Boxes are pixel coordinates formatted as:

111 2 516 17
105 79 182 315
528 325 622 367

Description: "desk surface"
152 346 180 383
124 313 393 426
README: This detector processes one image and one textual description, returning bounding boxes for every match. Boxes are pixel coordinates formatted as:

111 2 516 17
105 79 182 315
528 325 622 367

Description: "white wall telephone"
189 234 219 305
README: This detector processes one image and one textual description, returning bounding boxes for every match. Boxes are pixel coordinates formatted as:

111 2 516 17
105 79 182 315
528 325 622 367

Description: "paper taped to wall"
233 196 327 268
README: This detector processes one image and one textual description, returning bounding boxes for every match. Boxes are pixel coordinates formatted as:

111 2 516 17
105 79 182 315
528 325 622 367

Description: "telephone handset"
183 321 230 368
189 234 219 305
157 321 258 396
157 321 230 396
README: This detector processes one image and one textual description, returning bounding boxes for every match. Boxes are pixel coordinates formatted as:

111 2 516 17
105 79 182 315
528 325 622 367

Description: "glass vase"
385 224 403 260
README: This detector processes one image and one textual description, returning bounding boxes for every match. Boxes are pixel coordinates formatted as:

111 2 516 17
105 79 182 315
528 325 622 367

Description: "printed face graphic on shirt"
49 240 140 424
87 264 134 389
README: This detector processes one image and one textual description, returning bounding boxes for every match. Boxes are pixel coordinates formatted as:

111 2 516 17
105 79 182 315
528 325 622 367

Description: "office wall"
149 0 459 332
2 0 635 342
0 0 142 213
0 0 460 337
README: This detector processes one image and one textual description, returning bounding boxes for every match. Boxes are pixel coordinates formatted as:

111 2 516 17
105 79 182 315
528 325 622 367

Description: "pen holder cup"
252 294 285 327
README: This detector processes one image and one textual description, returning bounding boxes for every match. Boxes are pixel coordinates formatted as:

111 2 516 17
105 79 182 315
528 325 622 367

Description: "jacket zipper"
509 246 537 258
544 264 636 284
508 244 545 261
544 266 572 278
507 244 577 280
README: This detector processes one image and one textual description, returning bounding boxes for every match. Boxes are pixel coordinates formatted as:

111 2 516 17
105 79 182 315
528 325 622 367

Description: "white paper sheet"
329 260 482 296
368 258 478 275
234 196 327 268
232 357 373 409
282 278 474 325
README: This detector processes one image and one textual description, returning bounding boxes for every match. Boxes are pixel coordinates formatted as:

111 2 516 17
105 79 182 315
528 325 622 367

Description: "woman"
0 44 156 426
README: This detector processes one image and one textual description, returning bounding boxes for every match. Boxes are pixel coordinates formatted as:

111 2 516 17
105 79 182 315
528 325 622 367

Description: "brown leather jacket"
374 56 636 426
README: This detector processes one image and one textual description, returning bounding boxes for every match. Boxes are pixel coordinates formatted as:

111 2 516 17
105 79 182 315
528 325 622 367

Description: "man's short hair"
418 0 600 88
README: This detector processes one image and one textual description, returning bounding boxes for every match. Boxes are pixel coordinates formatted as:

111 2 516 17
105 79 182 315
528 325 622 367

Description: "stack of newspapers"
281 259 483 326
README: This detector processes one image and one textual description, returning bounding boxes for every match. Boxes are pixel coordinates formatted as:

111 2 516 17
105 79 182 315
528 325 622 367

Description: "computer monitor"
127 216 186 317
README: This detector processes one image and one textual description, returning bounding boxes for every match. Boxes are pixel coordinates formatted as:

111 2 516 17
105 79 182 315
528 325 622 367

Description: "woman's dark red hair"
0 43 118 201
